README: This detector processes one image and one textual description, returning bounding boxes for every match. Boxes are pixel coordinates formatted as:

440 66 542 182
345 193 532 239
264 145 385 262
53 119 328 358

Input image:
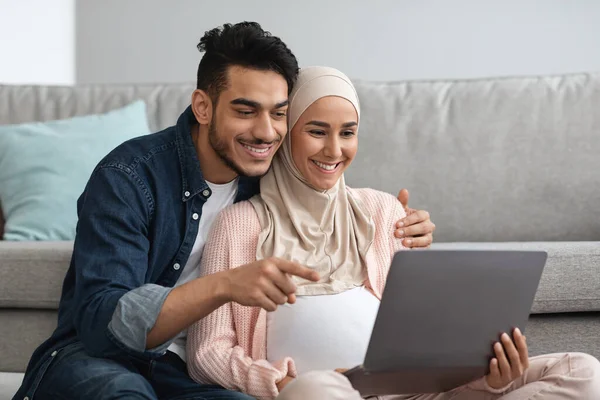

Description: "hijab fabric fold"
249 66 375 295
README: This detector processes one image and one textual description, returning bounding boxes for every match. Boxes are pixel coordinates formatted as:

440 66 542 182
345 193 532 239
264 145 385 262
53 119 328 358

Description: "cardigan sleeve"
186 204 296 400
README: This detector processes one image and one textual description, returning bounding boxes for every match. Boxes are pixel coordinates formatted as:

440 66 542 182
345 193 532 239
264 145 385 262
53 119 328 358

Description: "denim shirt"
16 106 260 398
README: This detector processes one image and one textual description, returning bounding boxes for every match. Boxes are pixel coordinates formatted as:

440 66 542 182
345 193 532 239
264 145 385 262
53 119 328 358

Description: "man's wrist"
209 270 233 304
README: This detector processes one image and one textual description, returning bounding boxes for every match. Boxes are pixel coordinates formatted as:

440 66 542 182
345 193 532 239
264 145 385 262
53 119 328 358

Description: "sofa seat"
0 372 24 400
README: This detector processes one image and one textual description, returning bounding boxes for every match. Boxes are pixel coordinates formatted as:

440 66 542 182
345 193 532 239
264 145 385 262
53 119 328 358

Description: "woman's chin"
307 177 341 191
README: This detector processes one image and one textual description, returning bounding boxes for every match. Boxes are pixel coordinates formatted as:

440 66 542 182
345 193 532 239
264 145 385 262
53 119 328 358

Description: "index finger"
514 328 529 367
500 332 520 368
274 259 320 282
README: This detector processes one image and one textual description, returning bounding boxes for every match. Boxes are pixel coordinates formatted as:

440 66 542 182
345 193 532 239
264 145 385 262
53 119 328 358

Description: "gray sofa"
1 72 599 399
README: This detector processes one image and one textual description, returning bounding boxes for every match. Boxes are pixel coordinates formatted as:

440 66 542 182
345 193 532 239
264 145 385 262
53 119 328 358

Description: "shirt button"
192 213 199 220
24 397 30 400
51 350 58 357
173 263 181 270
202 189 210 197
184 191 190 197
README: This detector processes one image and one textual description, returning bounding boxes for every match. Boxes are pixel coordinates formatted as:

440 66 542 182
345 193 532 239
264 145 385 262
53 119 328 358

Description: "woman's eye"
309 130 326 136
342 130 356 137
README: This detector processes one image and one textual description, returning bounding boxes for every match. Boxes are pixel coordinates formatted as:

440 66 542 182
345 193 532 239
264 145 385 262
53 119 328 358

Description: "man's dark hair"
196 22 299 102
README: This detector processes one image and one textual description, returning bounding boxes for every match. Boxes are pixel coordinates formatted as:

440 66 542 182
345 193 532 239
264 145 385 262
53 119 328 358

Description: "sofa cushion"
0 100 150 241
3 73 600 242
525 312 600 359
1 240 597 314
0 203 4 240
1 311 597 375
432 242 600 314
0 241 72 309
0 83 193 132
349 73 600 242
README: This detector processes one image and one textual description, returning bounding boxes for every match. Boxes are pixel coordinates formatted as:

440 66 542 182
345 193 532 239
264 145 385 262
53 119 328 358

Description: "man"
14 22 435 400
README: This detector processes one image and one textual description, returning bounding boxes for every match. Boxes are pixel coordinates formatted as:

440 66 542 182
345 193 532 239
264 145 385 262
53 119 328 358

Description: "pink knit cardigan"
186 188 407 399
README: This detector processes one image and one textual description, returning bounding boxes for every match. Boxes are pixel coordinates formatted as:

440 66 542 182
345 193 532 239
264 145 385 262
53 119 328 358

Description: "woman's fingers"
501 333 523 378
488 330 530 389
494 341 511 381
489 357 500 378
486 357 505 389
514 328 530 368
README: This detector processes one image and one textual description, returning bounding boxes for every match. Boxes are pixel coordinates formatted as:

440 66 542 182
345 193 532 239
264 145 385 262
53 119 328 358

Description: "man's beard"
208 120 279 178
208 121 248 177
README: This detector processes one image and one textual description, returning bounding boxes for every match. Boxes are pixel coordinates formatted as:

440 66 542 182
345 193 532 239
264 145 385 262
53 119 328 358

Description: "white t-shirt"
167 178 239 361
266 286 380 374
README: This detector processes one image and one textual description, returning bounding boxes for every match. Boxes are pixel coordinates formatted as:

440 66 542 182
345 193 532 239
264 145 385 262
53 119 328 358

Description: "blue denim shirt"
16 106 260 398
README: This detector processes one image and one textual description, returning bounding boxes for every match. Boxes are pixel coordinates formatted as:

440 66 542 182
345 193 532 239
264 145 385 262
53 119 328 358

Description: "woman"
187 67 600 400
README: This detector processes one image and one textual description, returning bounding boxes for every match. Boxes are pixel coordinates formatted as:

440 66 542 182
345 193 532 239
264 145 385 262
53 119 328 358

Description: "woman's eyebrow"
306 121 357 128
306 120 329 128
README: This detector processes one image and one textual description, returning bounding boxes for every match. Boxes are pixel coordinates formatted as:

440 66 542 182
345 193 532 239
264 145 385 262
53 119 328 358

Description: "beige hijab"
249 66 375 296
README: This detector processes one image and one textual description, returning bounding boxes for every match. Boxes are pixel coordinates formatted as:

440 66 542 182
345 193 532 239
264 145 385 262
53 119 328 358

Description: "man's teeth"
313 160 338 171
242 144 269 154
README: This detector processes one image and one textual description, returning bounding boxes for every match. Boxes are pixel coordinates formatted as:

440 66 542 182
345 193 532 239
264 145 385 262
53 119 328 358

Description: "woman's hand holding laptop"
486 327 529 390
333 327 531 392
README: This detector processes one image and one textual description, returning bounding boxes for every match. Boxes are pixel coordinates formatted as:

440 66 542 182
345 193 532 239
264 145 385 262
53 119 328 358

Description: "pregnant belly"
266 286 380 374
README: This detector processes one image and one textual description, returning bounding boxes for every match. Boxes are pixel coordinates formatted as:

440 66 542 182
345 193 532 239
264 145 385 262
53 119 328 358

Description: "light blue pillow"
0 101 150 240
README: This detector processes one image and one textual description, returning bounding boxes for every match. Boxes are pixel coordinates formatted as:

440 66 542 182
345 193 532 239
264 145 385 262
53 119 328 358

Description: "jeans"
31 341 254 400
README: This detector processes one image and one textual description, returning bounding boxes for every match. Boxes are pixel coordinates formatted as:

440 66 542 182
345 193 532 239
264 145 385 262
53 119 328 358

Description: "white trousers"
277 353 600 400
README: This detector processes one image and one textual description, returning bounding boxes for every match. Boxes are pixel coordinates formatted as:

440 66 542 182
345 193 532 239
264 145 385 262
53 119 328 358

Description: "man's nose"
252 113 278 143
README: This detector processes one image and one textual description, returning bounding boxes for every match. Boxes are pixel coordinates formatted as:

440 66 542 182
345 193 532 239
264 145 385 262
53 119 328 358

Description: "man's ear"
191 89 213 125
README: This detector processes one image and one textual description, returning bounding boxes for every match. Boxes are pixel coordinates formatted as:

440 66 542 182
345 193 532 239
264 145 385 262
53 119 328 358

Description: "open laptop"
344 249 547 396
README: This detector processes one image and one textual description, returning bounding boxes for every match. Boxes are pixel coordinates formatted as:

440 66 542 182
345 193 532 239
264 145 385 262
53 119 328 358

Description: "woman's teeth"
313 160 338 171
242 144 269 153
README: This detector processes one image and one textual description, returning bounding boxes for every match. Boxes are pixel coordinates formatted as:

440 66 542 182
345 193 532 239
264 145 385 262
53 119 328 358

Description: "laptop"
344 249 547 396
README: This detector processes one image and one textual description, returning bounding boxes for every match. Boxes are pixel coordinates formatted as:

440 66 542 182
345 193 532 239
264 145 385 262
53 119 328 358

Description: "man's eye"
237 110 254 116
275 111 287 117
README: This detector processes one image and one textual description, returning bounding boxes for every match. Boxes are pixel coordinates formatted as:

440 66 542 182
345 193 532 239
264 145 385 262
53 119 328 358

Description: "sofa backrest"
1 72 599 242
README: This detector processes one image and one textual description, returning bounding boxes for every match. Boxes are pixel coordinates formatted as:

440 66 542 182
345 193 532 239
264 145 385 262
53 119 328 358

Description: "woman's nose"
323 136 342 159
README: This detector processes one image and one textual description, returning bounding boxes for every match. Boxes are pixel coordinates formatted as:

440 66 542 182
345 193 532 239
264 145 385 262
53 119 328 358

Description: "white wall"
1 1 598 85
0 0 75 85
75 0 600 84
